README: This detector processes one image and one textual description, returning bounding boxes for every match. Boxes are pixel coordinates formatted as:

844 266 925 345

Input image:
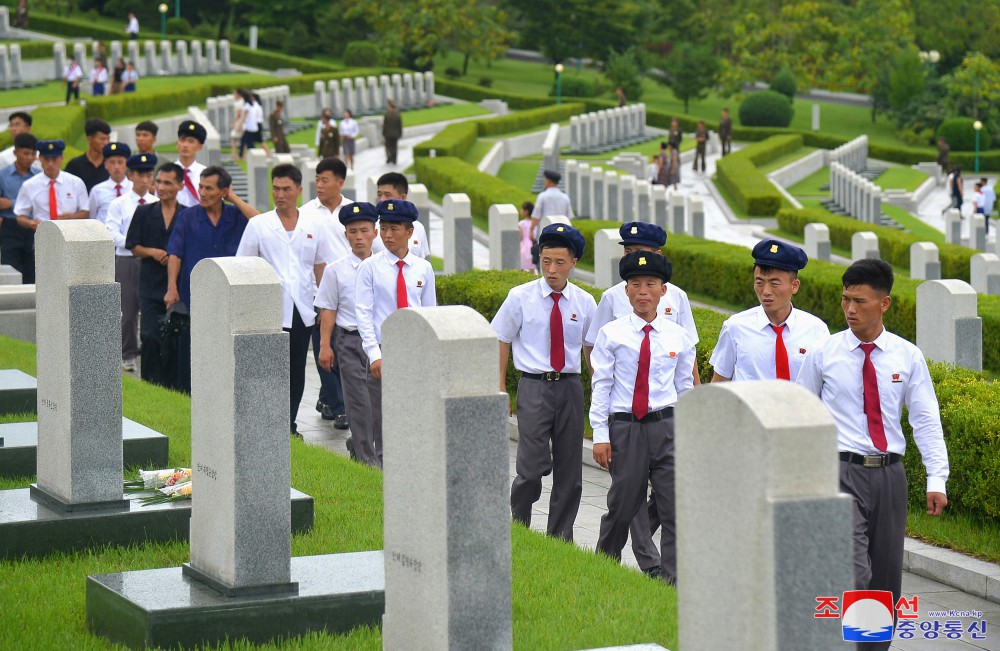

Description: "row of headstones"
829 134 868 173
565 159 704 233
313 72 435 118
0 43 23 89
829 161 882 223
569 104 646 152
205 85 291 138
53 39 231 81
942 209 995 252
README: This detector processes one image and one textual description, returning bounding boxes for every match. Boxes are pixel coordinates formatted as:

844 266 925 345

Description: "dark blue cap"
543 169 561 183
36 139 66 157
177 120 207 144
127 153 157 170
340 201 378 225
538 223 585 260
619 250 672 282
376 199 418 223
752 238 808 272
619 221 666 248
102 142 131 159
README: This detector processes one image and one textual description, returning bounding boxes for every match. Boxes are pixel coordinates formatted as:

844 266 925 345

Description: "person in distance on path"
491 223 596 542
796 259 949 651
710 239 829 384
591 250 695 584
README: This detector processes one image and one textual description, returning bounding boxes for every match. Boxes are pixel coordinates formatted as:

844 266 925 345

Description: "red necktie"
860 343 888 452
48 179 58 220
184 168 200 202
771 324 790 381
115 184 122 197
632 324 653 420
138 198 146 205
550 292 565 372
395 260 408 308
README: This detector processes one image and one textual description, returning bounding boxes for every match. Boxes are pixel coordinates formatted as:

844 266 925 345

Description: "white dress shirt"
589 312 696 443
710 305 830 381
339 117 360 139
491 277 597 374
300 196 384 263
355 249 437 364
531 186 574 220
314 252 370 329
88 176 133 224
236 210 333 328
123 68 139 84
796 328 949 494
175 160 206 208
126 16 139 35
64 62 83 83
14 171 88 220
91 66 108 84
105 190 157 256
408 219 430 259
242 101 258 133
585 280 698 347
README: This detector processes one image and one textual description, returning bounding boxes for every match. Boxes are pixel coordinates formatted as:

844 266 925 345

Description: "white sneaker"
122 358 137 372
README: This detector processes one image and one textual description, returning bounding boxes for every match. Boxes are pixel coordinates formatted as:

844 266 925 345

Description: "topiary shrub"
739 90 795 127
343 41 381 68
478 76 493 88
444 66 462 79
550 75 596 98
937 117 993 151
770 67 797 101
164 17 192 35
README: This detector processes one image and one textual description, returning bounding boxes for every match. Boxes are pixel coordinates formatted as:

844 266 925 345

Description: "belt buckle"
862 455 884 468
545 372 561 381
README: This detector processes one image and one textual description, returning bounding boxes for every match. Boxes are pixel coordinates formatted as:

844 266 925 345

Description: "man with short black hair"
175 120 207 208
88 142 132 224
0 111 33 168
64 118 112 191
135 120 159 155
797 259 949 651
238 164 333 435
0 132 38 281
375 172 429 260
491 223 596 541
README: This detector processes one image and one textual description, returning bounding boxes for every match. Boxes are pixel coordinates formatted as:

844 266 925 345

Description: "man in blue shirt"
0 133 38 283
164 165 258 391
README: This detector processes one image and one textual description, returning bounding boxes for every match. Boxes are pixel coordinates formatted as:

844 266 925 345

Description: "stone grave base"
0 418 168 478
0 369 35 415
0 487 314 560
86 551 384 650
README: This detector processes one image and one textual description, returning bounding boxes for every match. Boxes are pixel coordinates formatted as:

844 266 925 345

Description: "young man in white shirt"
125 12 140 39
374 172 430 260
134 121 158 155
339 109 360 170
491 223 597 541
583 220 698 578
315 201 381 466
355 199 436 463
531 169 574 235
236 163 333 436
175 120 207 208
106 153 158 371
590 251 696 584
0 112 36 169
797 260 949 651
710 238 830 383
88 142 132 224
15 139 89 235
64 56 83 104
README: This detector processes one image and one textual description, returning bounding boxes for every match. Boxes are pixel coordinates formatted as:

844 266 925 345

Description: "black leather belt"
612 406 674 423
521 372 580 381
335 326 360 336
839 452 902 468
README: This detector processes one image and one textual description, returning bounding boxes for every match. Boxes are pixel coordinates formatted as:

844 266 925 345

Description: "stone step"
530 161 567 194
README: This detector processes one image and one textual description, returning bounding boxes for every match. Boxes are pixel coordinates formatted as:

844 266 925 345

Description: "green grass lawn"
877 166 930 192
462 139 498 166
498 160 540 193
0 334 677 651
756 146 819 174
787 167 831 198
880 204 944 241
713 175 794 219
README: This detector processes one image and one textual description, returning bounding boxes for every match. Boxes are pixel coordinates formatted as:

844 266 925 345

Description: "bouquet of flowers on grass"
123 468 193 506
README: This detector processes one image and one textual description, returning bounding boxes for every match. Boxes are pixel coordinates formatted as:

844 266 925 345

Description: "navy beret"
751 238 808 272
126 153 157 170
376 199 418 223
543 169 561 183
619 221 666 248
619 250 672 282
102 142 131 159
538 223 585 260
340 201 378 225
178 120 207 144
36 139 66 157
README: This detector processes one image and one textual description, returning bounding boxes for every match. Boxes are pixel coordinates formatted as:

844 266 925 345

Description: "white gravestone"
488 204 521 271
804 223 831 263
443 193 473 275
970 253 1000 296
909 242 941 281
916 279 982 372
850 231 879 261
593 228 623 290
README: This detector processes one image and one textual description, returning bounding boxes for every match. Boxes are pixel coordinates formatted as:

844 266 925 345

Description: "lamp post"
158 3 168 38
974 120 983 173
555 63 564 105
175 0 181 19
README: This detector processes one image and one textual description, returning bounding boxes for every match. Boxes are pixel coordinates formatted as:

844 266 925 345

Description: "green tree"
508 0 641 64
450 3 510 75
660 42 718 113
888 47 926 113
344 0 461 70
943 52 1000 122
604 48 644 102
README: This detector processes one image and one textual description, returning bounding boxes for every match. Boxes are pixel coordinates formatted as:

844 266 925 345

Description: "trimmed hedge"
938 117 993 152
432 78 555 109
715 134 801 216
739 90 795 128
6 41 55 60
776 208 976 282
0 104 86 151
414 156 535 222
413 122 479 158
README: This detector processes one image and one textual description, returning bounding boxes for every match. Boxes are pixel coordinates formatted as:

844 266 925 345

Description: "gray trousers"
512 375 583 541
115 256 141 360
597 415 677 583
840 460 907 651
335 327 380 468
630 489 661 571
368 358 383 463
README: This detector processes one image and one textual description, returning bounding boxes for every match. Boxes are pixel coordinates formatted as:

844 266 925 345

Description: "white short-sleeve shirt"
14 171 89 221
88 176 133 224
709 305 830 381
585 279 698 347
105 190 158 255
